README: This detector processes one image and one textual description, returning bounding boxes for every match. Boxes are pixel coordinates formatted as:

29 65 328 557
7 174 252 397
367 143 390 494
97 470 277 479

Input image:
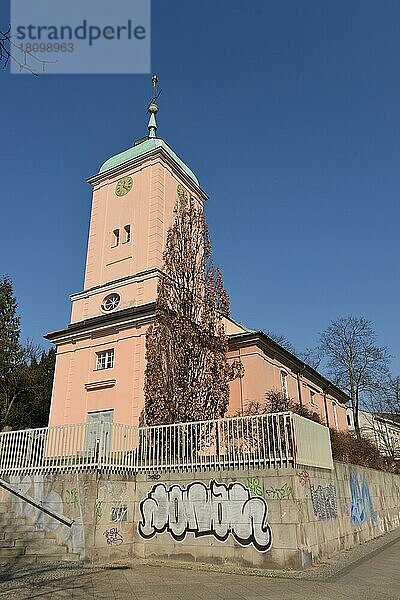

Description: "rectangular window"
112 229 120 247
310 389 317 405
123 224 131 243
333 402 339 430
96 349 114 370
280 371 288 397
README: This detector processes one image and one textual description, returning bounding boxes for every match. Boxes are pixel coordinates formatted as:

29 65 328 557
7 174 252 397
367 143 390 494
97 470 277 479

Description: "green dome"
99 137 199 185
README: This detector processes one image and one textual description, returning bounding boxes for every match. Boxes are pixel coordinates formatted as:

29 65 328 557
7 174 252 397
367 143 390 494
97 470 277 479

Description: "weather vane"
149 74 161 107
147 74 161 138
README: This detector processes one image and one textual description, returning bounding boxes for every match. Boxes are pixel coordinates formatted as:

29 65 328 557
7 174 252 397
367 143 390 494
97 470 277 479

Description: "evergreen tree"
144 185 243 425
0 275 26 428
12 348 55 429
0 276 55 429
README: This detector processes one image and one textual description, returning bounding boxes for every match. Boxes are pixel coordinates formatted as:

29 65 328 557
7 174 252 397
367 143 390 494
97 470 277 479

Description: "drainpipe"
296 364 306 407
323 386 330 428
238 347 244 416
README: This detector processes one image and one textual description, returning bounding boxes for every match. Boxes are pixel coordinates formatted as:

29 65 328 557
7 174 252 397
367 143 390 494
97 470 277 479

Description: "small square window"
123 225 131 243
112 229 120 247
96 349 114 370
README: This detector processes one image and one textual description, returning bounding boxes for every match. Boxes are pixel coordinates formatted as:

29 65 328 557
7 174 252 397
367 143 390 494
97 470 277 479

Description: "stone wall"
1 461 399 570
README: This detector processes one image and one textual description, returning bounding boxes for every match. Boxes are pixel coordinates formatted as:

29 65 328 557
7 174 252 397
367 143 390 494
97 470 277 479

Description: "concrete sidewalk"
0 529 398 599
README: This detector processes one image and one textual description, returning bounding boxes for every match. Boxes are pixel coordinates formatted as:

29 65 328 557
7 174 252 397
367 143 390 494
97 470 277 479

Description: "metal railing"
0 412 333 476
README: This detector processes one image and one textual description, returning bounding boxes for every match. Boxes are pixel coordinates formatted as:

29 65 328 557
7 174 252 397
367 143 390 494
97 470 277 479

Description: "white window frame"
309 389 317 406
96 349 115 370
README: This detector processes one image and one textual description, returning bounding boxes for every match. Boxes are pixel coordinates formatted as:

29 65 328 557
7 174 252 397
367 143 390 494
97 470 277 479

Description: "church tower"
46 86 208 427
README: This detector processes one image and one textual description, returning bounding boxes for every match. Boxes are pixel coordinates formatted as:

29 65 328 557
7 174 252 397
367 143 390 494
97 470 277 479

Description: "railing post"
216 419 221 461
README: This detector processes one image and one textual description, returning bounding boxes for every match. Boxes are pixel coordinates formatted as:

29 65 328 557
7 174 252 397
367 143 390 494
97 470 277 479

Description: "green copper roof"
99 137 199 184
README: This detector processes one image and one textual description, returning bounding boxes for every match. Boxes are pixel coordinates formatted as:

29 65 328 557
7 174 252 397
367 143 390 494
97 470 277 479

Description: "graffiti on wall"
265 482 302 514
103 527 123 545
310 483 337 520
246 476 263 496
9 474 86 559
265 483 294 501
65 488 79 510
350 472 377 527
138 480 273 552
111 505 128 522
296 470 310 487
94 499 103 525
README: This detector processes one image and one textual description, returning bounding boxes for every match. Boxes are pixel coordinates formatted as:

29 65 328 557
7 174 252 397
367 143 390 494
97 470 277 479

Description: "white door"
85 410 113 458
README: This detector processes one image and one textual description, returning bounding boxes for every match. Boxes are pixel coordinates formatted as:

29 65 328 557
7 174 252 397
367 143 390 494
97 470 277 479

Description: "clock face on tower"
115 176 133 196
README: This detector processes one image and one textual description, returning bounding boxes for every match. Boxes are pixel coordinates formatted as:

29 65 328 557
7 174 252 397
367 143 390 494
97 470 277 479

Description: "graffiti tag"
296 470 310 487
246 476 263 496
65 488 79 510
103 527 123 546
350 472 376 527
94 499 103 525
310 483 337 520
265 483 294 501
111 505 128 522
138 480 272 553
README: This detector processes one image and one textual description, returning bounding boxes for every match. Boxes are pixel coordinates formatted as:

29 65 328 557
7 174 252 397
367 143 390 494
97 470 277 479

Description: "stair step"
0 540 15 548
0 547 25 557
36 553 80 563
5 530 45 540
14 538 56 548
0 556 36 565
2 525 34 533
0 518 29 527
25 545 67 556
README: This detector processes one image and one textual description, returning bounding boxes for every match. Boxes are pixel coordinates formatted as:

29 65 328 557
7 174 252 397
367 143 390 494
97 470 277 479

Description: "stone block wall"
1 461 399 570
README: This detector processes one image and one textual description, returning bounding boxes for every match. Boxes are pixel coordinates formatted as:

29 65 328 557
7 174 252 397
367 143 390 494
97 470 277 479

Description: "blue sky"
1 0 399 373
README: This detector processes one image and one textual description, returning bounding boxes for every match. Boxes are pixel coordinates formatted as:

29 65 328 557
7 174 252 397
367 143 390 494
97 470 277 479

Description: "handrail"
0 478 74 527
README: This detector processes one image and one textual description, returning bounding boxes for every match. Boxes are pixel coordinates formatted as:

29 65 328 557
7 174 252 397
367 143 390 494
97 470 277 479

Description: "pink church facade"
46 108 348 432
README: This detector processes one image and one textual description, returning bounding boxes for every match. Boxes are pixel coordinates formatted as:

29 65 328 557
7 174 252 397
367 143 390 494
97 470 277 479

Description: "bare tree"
263 330 297 354
1 25 50 75
319 316 390 437
387 375 400 415
299 346 322 370
263 330 322 369
144 185 243 425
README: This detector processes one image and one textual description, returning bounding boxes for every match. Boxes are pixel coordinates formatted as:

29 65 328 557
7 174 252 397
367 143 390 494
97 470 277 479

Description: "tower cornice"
87 144 209 202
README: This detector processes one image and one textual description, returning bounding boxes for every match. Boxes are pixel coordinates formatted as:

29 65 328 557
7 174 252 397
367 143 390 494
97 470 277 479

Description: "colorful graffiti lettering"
265 483 293 501
246 476 263 496
138 480 272 553
310 483 337 520
350 472 376 527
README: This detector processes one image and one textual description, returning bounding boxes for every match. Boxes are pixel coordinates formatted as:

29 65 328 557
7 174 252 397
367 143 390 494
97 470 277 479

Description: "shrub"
329 428 388 471
243 390 322 424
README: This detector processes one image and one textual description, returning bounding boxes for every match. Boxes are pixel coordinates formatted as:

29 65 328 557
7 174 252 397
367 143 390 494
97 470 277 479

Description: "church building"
46 92 348 432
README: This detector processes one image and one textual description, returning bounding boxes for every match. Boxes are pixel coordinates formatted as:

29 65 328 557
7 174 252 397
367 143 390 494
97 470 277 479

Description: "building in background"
347 409 400 461
46 98 349 431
